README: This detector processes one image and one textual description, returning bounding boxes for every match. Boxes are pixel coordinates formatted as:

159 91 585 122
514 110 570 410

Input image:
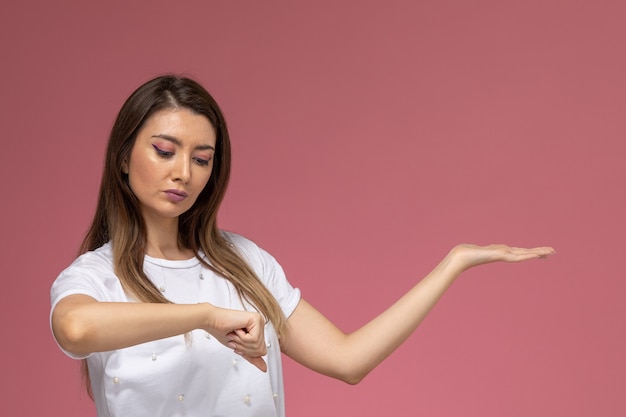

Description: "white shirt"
50 232 301 417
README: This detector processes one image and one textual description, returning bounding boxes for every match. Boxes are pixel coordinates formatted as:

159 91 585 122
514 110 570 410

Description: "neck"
143 215 193 260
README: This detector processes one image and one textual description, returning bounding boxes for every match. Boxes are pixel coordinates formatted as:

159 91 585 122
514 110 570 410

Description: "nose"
172 156 191 184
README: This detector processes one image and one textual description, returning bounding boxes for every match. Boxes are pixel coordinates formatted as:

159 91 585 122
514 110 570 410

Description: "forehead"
140 108 217 146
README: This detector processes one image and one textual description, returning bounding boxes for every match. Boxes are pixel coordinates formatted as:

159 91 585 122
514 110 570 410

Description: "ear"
122 159 129 174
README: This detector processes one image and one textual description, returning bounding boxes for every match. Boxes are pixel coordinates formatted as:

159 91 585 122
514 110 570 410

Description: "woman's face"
123 108 217 226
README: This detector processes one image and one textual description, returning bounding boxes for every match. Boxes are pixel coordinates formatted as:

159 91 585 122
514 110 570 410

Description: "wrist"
197 302 217 332
447 245 474 274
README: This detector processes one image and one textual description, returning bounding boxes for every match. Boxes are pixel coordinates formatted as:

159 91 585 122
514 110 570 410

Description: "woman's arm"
281 244 555 384
51 294 268 371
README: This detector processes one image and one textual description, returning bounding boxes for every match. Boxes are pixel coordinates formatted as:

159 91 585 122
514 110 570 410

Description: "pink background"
1 1 624 416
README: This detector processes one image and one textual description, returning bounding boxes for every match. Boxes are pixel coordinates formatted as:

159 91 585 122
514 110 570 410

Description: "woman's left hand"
450 244 556 271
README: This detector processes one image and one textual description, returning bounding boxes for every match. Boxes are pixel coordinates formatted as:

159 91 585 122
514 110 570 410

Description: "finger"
506 246 556 261
228 336 267 357
234 328 250 337
515 246 555 256
230 329 260 346
227 327 256 343
232 341 267 358
536 246 556 254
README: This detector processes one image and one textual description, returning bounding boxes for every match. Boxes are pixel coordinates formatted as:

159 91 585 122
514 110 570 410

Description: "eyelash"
152 145 211 166
153 144 174 158
193 157 211 166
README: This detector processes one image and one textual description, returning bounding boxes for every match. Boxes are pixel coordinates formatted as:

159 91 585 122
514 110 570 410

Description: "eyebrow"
152 134 216 151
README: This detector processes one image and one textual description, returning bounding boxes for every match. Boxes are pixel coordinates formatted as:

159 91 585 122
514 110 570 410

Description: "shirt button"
178 394 185 401
151 353 157 361
243 395 251 405
112 377 120 384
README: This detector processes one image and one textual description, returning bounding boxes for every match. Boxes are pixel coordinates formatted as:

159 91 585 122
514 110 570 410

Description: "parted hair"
80 75 287 392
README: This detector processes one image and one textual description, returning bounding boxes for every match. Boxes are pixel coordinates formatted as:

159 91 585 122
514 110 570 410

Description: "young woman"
50 75 554 417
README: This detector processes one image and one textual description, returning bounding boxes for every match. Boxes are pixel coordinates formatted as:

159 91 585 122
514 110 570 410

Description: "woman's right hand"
202 304 268 372
52 296 269 372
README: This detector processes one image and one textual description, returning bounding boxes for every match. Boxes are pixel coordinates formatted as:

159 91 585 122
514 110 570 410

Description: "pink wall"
1 1 624 415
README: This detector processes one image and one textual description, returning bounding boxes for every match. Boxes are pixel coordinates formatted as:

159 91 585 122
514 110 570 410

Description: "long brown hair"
80 75 287 392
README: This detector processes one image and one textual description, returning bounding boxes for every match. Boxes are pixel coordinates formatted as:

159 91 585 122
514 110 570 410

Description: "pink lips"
164 189 188 203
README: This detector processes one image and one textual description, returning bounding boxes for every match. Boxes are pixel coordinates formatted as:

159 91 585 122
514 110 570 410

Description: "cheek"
127 159 162 193
195 164 214 187
194 174 212 196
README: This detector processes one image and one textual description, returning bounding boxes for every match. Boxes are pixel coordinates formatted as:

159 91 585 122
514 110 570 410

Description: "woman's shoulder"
220 230 276 266
51 242 124 304
67 242 115 271
220 231 300 312
54 242 117 286
221 230 259 250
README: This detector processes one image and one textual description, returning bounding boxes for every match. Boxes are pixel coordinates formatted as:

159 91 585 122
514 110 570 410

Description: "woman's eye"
193 157 211 166
152 144 174 158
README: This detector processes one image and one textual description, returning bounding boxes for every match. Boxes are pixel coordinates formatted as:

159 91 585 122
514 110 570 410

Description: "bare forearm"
284 244 554 384
52 296 211 356
344 251 463 380
283 249 464 384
